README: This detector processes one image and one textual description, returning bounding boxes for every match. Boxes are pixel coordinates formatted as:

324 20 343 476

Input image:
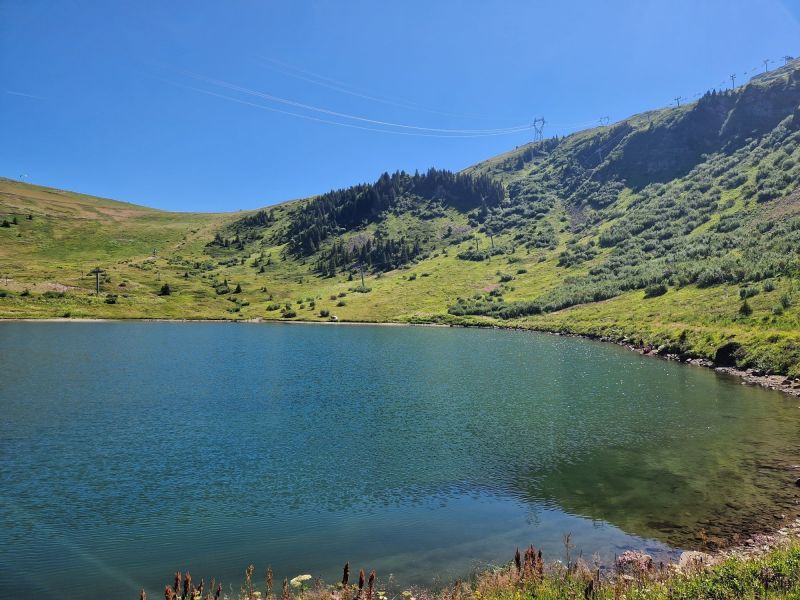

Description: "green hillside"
2 60 800 375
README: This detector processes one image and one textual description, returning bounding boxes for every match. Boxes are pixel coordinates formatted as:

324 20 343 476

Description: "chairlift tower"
729 73 736 90
89 267 105 295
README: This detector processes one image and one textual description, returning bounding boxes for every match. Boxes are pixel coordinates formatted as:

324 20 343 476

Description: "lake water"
1 322 799 599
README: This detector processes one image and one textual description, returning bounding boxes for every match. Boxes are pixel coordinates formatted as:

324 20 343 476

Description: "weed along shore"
145 528 800 600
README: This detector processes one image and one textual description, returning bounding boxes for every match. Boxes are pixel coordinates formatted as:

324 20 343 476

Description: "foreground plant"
144 540 800 600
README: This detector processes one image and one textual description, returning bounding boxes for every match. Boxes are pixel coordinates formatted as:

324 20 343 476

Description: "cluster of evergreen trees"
286 168 504 256
206 232 245 250
235 208 276 229
315 236 423 277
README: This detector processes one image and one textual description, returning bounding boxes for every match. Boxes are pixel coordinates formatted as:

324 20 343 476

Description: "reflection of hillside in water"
514 393 800 549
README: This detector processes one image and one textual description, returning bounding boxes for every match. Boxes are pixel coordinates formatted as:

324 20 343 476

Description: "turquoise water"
1 322 798 599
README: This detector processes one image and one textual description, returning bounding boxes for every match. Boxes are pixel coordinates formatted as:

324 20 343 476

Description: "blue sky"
2 0 799 212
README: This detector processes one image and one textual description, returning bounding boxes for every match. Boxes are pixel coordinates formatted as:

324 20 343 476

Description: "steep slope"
1 60 800 376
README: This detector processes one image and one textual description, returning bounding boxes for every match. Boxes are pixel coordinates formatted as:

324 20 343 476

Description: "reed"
366 570 375 600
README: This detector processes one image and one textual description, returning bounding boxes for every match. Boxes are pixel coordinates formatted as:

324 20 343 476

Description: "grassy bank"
148 539 800 600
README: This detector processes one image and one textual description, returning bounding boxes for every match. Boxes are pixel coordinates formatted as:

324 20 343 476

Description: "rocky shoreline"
677 517 800 570
520 328 800 398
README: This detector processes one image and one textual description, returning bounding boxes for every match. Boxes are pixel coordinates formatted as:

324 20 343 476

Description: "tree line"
285 168 504 256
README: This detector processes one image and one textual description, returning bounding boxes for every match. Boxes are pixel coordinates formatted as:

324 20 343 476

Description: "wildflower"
290 574 313 588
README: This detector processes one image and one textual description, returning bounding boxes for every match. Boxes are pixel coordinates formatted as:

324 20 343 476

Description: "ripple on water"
0 322 798 600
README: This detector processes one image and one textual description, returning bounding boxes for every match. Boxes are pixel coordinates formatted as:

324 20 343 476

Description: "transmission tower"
531 117 546 144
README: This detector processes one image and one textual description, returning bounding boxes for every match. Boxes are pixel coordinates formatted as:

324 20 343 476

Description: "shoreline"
4 314 799 397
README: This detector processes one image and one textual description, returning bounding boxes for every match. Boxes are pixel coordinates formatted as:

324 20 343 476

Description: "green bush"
644 283 668 298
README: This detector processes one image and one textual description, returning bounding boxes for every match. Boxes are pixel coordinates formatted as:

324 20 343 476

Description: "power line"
169 81 532 138
255 56 493 121
185 72 532 134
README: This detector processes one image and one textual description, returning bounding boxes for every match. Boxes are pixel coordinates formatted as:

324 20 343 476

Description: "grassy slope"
2 64 800 376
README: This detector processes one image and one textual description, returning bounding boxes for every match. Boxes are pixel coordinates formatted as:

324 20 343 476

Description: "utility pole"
674 96 682 107
89 267 105 295
729 73 736 90
763 58 771 73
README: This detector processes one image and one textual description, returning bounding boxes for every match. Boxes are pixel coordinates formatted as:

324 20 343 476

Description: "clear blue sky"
2 0 799 212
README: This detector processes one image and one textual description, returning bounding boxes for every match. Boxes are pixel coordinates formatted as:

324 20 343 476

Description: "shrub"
763 281 776 292
739 286 759 300
336 300 346 307
266 303 281 311
498 273 513 282
233 283 242 293
282 309 297 318
644 283 668 298
516 268 528 274
104 294 117 304
780 293 792 309
20 288 30 297
739 300 753 316
319 309 330 317
158 283 171 296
